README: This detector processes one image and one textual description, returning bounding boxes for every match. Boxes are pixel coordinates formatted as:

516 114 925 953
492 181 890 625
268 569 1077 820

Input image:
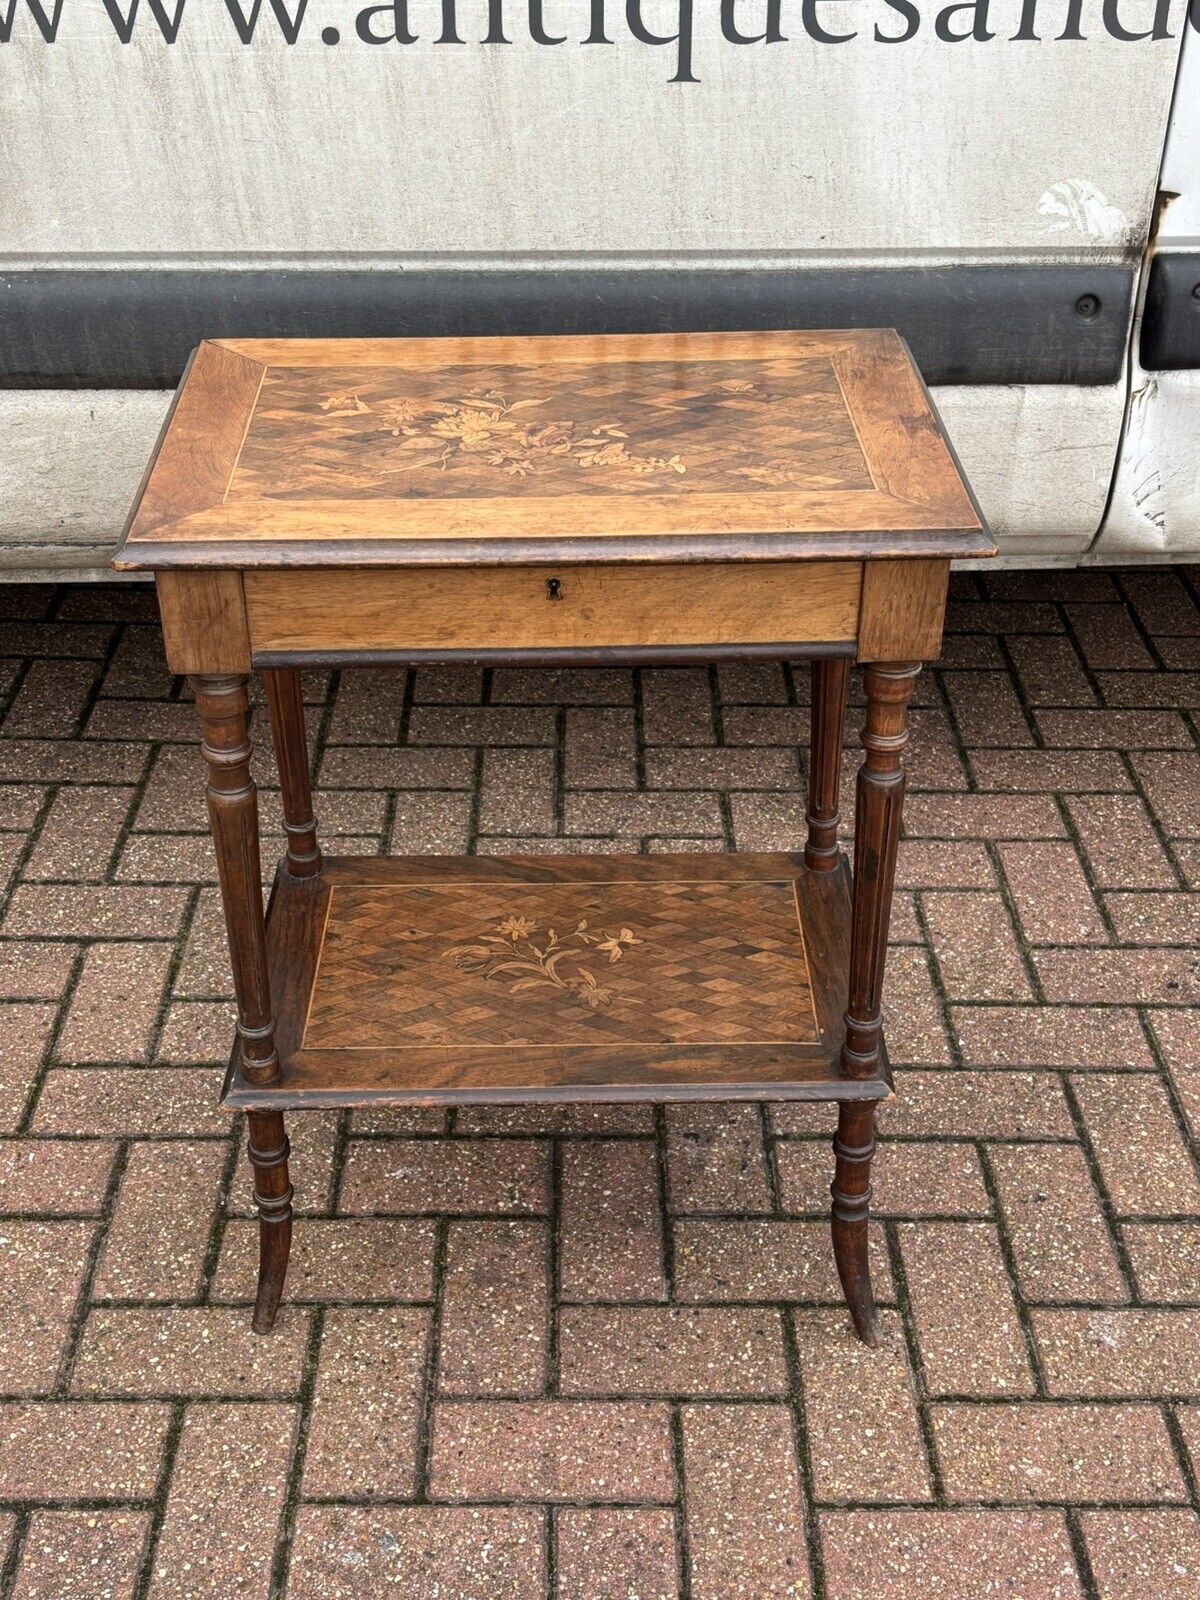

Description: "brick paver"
0 569 1195 1597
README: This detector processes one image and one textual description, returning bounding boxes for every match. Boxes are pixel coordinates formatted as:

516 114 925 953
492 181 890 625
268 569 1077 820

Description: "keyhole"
546 577 563 602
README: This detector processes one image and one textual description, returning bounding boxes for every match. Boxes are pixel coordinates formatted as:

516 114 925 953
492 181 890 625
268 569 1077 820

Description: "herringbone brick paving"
0 567 1195 1597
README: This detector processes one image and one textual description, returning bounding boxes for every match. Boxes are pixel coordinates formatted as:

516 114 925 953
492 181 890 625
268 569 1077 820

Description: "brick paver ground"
0 567 1195 1598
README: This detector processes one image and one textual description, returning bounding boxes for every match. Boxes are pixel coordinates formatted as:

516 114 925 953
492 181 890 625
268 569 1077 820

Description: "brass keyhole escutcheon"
546 577 563 602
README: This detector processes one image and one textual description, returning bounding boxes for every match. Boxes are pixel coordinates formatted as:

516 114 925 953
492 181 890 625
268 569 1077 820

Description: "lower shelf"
221 851 891 1109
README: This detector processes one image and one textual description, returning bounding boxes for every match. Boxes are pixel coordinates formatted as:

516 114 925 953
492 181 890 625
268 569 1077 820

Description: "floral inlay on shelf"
443 915 643 1014
320 388 689 481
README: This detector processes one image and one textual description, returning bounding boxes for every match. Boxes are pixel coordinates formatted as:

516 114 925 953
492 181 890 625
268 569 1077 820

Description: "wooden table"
115 330 993 1347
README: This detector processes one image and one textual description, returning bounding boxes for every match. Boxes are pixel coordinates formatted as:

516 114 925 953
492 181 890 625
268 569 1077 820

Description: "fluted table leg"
805 658 849 871
263 667 322 880
193 674 292 1334
833 661 919 1346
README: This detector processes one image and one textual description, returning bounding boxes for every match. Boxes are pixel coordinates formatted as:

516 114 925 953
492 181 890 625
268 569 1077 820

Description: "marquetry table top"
115 330 990 570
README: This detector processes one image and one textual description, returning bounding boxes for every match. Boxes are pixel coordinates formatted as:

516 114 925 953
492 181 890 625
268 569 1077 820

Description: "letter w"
100 0 188 43
221 0 310 42
0 0 65 42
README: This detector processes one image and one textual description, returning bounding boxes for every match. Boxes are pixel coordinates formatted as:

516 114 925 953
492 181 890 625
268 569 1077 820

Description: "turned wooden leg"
192 674 291 1332
247 1109 292 1335
805 658 849 871
263 668 322 879
833 661 919 1344
841 663 918 1079
832 1100 878 1346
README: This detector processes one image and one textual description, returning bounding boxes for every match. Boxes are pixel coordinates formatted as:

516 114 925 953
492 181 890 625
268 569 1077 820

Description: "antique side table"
115 330 993 1346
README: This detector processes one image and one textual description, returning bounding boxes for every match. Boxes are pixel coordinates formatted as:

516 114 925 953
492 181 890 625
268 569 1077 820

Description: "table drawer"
243 562 862 658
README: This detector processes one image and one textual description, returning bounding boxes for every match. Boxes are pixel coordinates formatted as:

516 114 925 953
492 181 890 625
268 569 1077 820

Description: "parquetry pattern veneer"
308 871 820 1050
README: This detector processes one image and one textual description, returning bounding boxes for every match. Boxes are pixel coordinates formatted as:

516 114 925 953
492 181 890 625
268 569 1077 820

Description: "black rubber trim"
0 265 1132 388
1140 251 1200 371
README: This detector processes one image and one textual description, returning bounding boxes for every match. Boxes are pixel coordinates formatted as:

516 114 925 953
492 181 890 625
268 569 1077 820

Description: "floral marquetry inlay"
230 356 875 503
443 916 643 1014
321 387 686 482
302 877 821 1050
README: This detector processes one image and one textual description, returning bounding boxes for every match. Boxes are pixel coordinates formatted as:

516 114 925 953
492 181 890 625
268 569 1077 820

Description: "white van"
2 0 1197 576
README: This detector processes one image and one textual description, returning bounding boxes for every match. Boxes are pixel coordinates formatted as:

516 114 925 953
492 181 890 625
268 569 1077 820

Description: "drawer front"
244 562 862 656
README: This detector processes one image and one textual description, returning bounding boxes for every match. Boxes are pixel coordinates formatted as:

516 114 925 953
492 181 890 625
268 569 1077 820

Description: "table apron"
240 561 862 658
154 557 949 672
